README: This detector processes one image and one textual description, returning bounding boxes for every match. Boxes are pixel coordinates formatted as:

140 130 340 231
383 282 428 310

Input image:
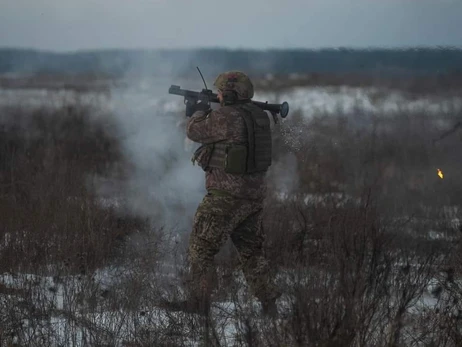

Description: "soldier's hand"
186 100 211 118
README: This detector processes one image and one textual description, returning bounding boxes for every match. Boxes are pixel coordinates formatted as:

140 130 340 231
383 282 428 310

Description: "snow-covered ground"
0 267 272 346
1 263 454 346
256 86 462 117
1 83 461 118
1 83 460 345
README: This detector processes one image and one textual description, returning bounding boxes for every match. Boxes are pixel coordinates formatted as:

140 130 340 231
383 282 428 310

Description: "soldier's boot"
161 295 210 316
261 298 278 317
165 272 214 316
159 288 211 316
260 290 282 317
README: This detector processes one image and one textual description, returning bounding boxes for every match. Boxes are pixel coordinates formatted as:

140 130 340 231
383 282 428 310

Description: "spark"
437 169 443 179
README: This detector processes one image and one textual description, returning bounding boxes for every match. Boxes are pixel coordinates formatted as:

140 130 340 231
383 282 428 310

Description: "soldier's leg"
187 199 235 300
230 210 280 304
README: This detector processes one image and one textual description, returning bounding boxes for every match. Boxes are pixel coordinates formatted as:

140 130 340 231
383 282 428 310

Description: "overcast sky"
1 0 461 52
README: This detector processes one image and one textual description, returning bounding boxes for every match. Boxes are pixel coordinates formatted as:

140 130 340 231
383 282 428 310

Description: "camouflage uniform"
185 72 279 307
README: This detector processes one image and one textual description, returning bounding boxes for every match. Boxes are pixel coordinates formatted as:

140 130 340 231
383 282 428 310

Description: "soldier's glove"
186 100 211 118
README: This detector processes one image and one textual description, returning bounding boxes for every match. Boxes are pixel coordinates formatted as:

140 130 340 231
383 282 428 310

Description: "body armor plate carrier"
197 103 272 174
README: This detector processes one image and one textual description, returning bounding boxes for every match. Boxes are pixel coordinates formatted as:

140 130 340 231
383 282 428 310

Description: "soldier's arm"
186 109 227 144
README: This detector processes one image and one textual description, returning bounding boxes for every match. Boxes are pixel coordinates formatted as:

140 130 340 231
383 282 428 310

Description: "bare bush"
1 79 461 346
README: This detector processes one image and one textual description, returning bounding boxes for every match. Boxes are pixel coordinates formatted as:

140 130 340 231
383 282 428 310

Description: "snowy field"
1 82 461 346
0 261 453 346
1 81 462 117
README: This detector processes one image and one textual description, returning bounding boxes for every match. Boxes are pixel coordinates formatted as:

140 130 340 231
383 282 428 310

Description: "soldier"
182 71 280 316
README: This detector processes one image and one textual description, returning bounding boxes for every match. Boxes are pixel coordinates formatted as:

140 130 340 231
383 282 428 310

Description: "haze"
1 0 461 51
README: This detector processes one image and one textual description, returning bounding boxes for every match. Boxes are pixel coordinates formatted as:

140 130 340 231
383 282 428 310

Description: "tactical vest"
201 103 272 174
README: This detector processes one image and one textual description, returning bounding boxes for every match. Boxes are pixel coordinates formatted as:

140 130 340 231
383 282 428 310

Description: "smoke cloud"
97 77 206 232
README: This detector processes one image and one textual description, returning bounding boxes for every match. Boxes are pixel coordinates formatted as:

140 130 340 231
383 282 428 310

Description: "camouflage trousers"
187 193 278 303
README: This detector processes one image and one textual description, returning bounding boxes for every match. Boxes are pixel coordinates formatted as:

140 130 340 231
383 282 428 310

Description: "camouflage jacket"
186 105 267 201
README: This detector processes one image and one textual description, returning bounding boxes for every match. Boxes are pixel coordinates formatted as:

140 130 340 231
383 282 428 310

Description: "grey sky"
1 0 461 51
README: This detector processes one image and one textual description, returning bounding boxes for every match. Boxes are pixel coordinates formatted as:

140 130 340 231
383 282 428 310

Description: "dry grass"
0 77 461 346
254 72 462 97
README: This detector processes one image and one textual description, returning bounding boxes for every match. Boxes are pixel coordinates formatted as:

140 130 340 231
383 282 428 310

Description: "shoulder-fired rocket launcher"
168 85 289 119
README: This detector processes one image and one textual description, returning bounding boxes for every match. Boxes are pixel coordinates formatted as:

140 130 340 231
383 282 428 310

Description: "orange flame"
437 169 444 179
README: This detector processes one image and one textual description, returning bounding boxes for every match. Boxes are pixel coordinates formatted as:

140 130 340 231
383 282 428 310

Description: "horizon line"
1 45 462 54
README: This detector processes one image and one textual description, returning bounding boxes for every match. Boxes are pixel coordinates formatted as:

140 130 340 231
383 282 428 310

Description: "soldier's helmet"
213 71 254 99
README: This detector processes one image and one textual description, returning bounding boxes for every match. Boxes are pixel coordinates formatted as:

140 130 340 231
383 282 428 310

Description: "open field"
1 75 462 346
